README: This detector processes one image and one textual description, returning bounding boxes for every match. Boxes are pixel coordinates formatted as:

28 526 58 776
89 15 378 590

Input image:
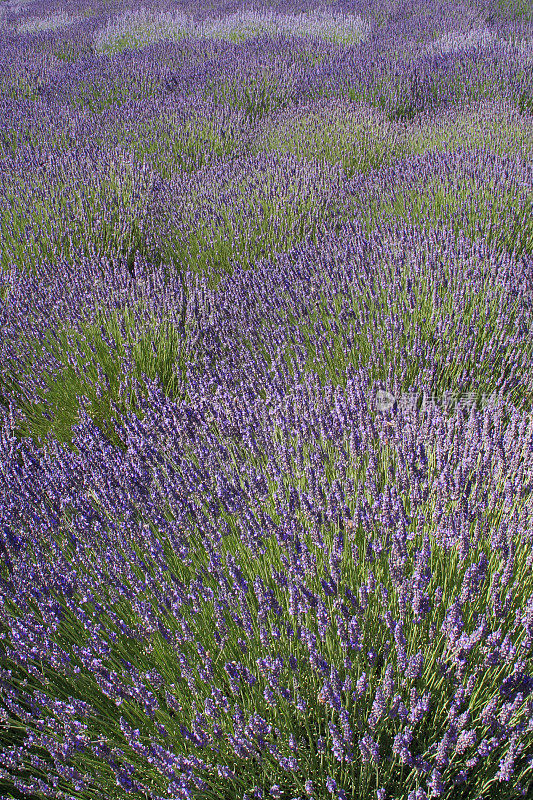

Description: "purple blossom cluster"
1 1 533 800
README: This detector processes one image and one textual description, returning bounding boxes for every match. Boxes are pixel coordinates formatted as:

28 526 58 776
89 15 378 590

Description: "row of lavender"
0 8 532 146
2 223 533 800
1 1 533 800
2 130 532 450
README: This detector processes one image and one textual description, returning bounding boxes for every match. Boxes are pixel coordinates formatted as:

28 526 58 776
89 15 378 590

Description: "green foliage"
205 70 293 124
401 102 533 163
53 41 82 62
116 115 244 181
5 76 40 102
365 177 533 265
496 0 533 21
7 304 189 455
151 173 345 292
251 101 412 178
0 154 154 276
517 87 533 115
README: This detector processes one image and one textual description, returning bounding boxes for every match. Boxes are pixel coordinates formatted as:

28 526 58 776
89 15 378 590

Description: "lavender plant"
1 2 533 800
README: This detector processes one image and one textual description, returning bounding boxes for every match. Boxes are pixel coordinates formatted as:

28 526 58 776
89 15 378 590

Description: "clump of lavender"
2 217 533 800
92 5 372 56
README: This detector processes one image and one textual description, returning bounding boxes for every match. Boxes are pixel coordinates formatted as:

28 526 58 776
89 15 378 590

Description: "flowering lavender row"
0 2 531 140
2 220 533 799
2 326 533 800
1 1 533 800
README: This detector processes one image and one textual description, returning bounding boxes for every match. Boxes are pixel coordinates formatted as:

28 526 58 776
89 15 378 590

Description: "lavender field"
1 1 533 798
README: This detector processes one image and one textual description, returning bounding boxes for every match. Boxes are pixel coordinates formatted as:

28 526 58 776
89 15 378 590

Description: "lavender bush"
1 2 533 800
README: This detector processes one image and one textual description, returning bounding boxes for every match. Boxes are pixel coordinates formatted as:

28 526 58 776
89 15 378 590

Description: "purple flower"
329 721 346 761
496 732 520 782
355 671 368 698
338 708 353 746
455 729 477 756
317 597 330 640
480 695 499 727
406 652 424 682
407 790 427 800
382 663 395 698
428 768 445 797
368 686 387 730
435 726 457 768
359 734 380 764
